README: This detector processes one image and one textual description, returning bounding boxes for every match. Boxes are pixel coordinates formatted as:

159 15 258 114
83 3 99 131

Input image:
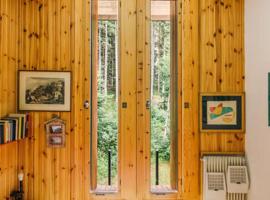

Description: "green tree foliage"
151 21 171 162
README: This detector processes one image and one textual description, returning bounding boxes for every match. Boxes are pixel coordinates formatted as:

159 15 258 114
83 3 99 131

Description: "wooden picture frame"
18 70 71 112
200 93 245 133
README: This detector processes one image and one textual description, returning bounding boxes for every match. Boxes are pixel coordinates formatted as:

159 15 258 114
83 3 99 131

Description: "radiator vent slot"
202 155 249 200
208 173 225 191
204 172 226 200
229 166 247 184
227 166 249 194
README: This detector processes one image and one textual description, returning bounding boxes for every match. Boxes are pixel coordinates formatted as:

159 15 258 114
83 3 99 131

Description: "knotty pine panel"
0 0 244 200
0 0 20 199
199 0 245 153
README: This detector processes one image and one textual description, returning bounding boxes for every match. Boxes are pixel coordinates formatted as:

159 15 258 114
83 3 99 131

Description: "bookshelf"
0 113 29 145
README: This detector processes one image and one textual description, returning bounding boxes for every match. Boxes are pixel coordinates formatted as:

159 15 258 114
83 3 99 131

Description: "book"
0 113 29 145
9 114 26 139
0 123 4 144
1 118 17 141
0 120 11 143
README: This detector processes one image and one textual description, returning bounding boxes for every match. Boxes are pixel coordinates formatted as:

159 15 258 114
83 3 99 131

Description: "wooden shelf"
0 138 28 146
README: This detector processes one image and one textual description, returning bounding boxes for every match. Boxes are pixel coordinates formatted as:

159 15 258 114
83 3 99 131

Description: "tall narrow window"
91 0 119 192
150 0 177 192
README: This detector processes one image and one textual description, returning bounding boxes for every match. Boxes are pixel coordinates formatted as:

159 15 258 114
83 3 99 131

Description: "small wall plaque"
44 116 66 148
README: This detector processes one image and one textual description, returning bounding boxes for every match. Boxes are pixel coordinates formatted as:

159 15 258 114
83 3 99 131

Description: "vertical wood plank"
119 0 137 199
182 0 200 198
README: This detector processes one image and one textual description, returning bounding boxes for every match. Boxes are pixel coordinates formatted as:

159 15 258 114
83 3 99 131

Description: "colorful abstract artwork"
201 93 245 132
207 101 237 125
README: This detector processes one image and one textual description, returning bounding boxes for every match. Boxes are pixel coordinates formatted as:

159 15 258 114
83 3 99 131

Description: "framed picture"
200 93 245 132
47 135 65 148
45 117 66 148
18 71 71 111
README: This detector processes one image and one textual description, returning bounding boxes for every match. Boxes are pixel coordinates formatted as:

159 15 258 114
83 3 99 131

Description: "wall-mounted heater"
202 154 249 200
227 166 249 194
205 172 226 200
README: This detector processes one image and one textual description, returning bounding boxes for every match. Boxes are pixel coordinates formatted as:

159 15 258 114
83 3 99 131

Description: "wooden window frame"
149 0 179 194
90 0 120 194
89 0 183 199
136 0 182 199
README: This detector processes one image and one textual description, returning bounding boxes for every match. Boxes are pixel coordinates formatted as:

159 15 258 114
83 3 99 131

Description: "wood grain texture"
199 0 245 153
182 0 200 198
0 0 244 199
0 0 20 199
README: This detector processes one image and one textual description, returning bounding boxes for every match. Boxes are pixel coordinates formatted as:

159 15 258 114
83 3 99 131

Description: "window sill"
90 185 118 195
151 185 177 195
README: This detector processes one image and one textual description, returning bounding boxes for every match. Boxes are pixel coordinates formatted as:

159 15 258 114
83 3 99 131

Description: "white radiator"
202 155 249 200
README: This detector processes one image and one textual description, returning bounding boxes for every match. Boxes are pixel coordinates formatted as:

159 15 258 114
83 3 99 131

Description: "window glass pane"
91 0 119 191
150 0 177 191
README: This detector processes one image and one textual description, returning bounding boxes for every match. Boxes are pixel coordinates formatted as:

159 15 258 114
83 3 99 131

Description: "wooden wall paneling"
2 0 8 117
84 0 91 199
54 0 72 199
70 0 76 198
32 0 45 199
0 145 7 199
0 0 2 118
0 1 3 197
25 1 38 200
54 0 71 198
70 0 87 199
0 0 19 199
42 1 56 199
221 0 244 92
177 0 183 197
136 0 153 198
199 0 221 153
200 0 218 93
8 0 18 197
182 0 200 199
119 0 137 199
89 0 98 191
0 0 245 199
170 0 178 191
8 0 17 111
200 0 245 153
17 0 32 198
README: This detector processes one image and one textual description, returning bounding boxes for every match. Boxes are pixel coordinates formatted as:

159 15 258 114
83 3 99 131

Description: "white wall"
246 0 270 199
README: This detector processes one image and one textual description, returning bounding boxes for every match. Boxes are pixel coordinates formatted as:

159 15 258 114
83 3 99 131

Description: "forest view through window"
91 0 119 191
150 0 177 191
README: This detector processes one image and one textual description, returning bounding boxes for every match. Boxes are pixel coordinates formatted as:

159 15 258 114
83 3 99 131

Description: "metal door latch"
84 100 90 109
146 100 151 109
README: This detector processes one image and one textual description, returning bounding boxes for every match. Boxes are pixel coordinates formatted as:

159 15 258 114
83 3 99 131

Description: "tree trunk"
151 22 155 100
98 22 102 75
115 21 119 103
163 93 170 139
104 22 108 96
157 23 161 95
